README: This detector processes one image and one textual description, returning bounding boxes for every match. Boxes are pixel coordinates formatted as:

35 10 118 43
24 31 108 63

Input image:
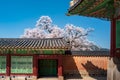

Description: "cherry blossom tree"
64 24 99 51
21 16 100 51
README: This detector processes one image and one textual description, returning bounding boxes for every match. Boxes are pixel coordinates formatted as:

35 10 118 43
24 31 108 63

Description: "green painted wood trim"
68 0 114 19
69 0 95 15
55 50 65 54
39 60 57 76
43 50 53 54
79 0 95 12
74 0 95 14
43 49 65 54
81 0 112 15
16 49 27 54
0 56 6 73
116 20 120 48
11 56 33 74
0 49 65 54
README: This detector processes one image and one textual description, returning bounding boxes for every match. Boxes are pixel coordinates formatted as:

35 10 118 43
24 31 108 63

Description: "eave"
67 0 120 20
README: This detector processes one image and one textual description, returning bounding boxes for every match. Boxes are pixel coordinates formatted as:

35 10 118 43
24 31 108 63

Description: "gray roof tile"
0 38 68 49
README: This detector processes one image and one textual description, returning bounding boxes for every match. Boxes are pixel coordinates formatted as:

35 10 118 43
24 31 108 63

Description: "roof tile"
0 38 68 49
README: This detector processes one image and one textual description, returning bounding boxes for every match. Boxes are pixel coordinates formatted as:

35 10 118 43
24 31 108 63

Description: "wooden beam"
115 15 120 19
89 8 105 16
58 56 63 76
33 55 37 76
85 0 110 14
110 18 116 57
6 54 11 76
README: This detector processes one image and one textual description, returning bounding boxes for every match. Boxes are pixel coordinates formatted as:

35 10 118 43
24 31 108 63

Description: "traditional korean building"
0 38 69 80
67 0 120 80
0 38 109 80
0 0 119 80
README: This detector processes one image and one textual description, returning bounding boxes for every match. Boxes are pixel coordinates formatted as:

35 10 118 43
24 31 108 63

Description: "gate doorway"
38 59 58 77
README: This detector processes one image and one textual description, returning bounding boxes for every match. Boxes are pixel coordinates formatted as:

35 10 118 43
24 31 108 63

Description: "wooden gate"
38 59 57 77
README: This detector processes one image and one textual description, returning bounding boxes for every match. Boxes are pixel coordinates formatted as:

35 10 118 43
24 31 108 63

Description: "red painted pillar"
110 18 116 57
58 55 63 76
33 55 38 77
6 54 11 76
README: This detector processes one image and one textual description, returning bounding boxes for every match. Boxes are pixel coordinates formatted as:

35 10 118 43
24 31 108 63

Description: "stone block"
31 76 37 80
5 76 10 80
58 76 64 80
0 76 6 80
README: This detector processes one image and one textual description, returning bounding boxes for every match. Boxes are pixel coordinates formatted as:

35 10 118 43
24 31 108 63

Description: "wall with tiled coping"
63 51 109 78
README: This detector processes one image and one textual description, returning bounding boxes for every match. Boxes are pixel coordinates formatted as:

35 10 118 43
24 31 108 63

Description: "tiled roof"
70 51 109 56
67 0 120 20
0 38 69 49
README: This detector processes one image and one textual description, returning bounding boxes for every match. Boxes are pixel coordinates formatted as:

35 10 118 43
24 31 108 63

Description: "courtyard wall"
63 51 109 78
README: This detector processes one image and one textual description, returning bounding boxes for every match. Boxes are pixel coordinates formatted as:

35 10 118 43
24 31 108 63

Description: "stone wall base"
6 76 10 80
58 76 64 80
32 76 37 80
1 76 37 80
107 57 120 80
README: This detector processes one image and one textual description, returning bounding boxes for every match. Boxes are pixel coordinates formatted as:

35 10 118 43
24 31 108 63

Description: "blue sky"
0 0 110 49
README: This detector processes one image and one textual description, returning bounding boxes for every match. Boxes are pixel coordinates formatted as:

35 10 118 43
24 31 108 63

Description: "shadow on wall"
63 56 82 79
82 61 107 80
